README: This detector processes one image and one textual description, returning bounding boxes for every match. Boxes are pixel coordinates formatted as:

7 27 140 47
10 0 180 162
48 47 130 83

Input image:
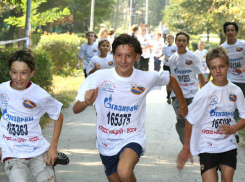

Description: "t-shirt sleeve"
152 71 170 87
186 91 208 125
235 88 245 119
193 54 204 75
78 45 85 59
40 96 63 121
86 57 96 75
76 74 99 102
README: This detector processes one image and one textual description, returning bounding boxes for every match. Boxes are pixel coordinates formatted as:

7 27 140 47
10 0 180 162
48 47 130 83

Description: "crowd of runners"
0 21 245 182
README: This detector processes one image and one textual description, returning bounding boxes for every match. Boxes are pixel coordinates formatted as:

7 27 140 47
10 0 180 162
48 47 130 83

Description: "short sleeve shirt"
169 50 203 98
78 43 99 69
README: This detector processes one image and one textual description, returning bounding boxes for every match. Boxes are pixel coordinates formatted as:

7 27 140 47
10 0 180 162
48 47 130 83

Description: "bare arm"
45 112 63 166
89 64 100 75
169 75 188 119
235 67 245 74
176 120 193 170
218 118 245 138
76 58 84 69
198 73 205 88
73 87 98 114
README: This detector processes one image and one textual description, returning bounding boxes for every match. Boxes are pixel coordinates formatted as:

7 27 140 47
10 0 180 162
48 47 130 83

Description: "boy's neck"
227 38 237 45
88 41 93 45
178 49 187 54
168 43 172 46
199 48 204 51
10 80 32 89
99 54 107 58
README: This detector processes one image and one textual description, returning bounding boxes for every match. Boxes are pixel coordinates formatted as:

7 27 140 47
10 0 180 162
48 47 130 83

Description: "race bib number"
107 112 131 126
212 118 231 129
177 75 190 82
7 122 28 136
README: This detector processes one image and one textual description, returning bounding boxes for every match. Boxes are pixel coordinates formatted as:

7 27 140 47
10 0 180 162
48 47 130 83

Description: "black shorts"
100 142 143 176
199 148 237 175
163 65 171 74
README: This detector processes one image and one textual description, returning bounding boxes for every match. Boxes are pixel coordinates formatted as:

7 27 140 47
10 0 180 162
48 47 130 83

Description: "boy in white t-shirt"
169 31 205 144
195 41 208 77
77 31 100 78
73 34 188 182
177 47 245 182
162 34 178 104
220 22 245 130
153 33 164 72
137 27 153 71
0 50 64 182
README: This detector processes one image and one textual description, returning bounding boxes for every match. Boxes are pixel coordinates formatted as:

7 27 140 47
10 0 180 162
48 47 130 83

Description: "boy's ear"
30 70 35 78
135 53 141 61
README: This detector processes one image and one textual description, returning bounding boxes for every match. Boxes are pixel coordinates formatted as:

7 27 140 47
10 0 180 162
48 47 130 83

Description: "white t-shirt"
76 68 170 156
195 49 209 73
137 34 152 59
162 44 177 66
78 43 99 69
169 50 203 98
0 81 63 162
220 39 245 83
86 55 116 75
186 81 245 156
153 39 164 57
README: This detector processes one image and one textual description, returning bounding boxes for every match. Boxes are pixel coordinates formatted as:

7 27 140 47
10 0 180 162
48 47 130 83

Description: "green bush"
0 48 53 92
204 42 219 50
31 33 42 47
189 40 199 52
0 50 12 83
32 48 53 92
37 33 81 76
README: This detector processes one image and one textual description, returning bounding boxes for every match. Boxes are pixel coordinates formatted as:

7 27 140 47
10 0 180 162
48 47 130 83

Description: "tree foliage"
3 0 70 28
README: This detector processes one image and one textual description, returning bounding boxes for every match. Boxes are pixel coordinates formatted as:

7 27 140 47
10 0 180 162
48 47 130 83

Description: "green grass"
39 75 84 128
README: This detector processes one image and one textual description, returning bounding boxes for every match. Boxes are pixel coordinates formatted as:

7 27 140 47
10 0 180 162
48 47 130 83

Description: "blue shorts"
100 142 143 176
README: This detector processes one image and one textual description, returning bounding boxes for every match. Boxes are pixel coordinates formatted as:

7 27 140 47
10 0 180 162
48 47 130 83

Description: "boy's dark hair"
85 31 96 37
223 22 238 33
98 39 110 47
108 28 115 36
9 50 35 72
131 25 138 33
112 34 142 55
175 31 190 42
206 47 229 68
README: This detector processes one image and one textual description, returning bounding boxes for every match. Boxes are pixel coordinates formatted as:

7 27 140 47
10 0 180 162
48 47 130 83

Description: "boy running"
153 33 164 72
0 50 63 182
73 34 188 182
220 22 245 124
137 27 153 71
162 34 177 104
169 31 205 144
177 47 245 182
77 31 99 78
195 41 208 78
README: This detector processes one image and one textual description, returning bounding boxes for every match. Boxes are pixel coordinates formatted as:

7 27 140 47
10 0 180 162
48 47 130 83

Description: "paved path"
1 60 245 181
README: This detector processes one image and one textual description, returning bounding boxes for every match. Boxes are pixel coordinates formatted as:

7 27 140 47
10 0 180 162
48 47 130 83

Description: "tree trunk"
219 29 226 45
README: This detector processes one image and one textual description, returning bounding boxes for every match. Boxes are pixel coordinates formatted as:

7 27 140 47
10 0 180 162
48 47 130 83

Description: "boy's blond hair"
198 40 205 44
166 34 174 40
206 47 229 68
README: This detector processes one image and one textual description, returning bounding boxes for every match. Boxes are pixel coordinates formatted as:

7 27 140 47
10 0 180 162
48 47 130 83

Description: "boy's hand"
235 67 243 74
164 57 169 61
178 106 188 119
95 63 100 69
176 148 193 170
76 64 80 70
85 87 99 106
45 146 58 166
218 124 235 138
